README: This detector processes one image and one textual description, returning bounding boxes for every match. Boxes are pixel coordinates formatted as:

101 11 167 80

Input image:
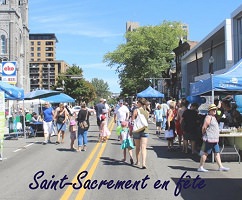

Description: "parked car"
70 106 81 116
71 105 95 116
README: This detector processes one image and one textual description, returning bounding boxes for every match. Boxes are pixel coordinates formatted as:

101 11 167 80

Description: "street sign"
1 61 17 84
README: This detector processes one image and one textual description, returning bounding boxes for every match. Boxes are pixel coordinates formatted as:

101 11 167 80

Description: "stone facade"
0 0 30 92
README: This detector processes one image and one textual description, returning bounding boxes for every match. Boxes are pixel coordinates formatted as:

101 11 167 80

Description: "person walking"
198 104 230 172
165 101 177 151
94 98 105 129
153 104 163 135
77 102 91 152
120 121 134 164
114 99 130 141
176 99 189 150
42 102 55 145
99 115 111 142
161 99 169 131
131 98 149 169
69 112 77 150
182 102 200 154
114 99 130 127
54 103 69 144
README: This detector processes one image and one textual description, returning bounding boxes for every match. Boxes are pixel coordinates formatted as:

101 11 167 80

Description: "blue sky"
29 0 242 93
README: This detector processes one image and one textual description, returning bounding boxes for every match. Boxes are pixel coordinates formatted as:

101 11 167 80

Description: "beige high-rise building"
29 33 68 91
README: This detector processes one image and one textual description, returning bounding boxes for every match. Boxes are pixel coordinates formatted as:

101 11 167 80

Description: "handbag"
164 129 174 138
79 110 89 129
132 109 148 133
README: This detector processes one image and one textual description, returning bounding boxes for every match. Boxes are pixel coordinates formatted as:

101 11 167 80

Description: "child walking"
120 121 134 165
69 113 77 150
99 115 111 142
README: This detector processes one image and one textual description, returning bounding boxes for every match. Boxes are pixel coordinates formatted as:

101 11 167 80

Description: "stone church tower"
0 0 30 92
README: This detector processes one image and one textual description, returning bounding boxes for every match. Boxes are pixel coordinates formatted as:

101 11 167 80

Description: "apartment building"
181 5 242 97
29 33 68 91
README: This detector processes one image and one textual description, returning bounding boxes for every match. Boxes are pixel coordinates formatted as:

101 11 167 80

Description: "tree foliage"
103 21 187 96
54 65 96 104
91 78 111 103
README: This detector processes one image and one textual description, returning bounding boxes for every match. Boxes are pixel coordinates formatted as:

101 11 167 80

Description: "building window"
31 53 34 57
236 17 242 60
37 47 41 51
1 35 6 54
37 53 41 57
31 41 34 45
31 47 34 51
37 41 41 45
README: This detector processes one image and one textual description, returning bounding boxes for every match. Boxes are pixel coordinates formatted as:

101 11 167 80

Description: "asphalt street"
0 116 242 200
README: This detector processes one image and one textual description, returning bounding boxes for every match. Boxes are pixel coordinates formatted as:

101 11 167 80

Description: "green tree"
91 78 111 103
103 20 186 96
54 65 96 104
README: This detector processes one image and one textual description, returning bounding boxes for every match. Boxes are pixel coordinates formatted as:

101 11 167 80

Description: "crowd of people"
21 94 242 172
151 96 242 172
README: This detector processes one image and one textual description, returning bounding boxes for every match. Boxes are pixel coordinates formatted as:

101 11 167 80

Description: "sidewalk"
0 126 47 161
151 123 242 179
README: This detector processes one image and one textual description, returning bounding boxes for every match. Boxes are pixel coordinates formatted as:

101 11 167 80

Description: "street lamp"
47 64 51 90
209 56 214 74
209 56 215 103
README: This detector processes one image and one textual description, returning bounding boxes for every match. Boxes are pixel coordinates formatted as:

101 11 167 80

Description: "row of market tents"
0 82 75 103
137 58 242 105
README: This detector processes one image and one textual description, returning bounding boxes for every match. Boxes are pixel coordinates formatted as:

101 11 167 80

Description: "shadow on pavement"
170 176 242 200
150 145 201 163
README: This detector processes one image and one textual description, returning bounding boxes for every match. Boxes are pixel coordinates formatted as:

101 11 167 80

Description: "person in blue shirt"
42 102 54 144
153 104 163 135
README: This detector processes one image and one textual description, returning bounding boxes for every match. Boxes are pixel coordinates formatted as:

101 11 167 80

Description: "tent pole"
212 90 214 104
211 74 214 104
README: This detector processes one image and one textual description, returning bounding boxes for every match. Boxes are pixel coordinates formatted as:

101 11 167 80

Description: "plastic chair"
25 113 32 137
13 115 23 138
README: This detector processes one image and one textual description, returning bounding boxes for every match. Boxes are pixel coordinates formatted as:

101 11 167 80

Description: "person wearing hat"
197 104 230 172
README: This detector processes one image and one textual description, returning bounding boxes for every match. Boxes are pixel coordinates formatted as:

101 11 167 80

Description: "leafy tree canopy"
54 65 96 104
91 78 111 103
103 20 186 96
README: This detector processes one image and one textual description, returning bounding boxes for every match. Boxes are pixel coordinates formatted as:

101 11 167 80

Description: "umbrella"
0 81 24 100
24 89 61 100
41 93 75 103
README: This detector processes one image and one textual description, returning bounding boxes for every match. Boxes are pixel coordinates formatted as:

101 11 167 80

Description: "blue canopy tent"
0 81 24 100
137 86 164 98
190 58 242 102
41 93 75 103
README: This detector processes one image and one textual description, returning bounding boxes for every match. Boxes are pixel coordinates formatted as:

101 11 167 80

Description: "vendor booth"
190 58 242 159
137 86 164 98
190 58 242 100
